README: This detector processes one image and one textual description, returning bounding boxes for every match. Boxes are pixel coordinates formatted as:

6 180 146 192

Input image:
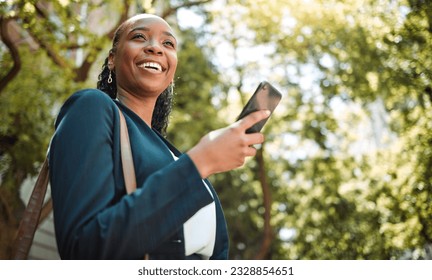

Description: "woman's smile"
137 61 164 72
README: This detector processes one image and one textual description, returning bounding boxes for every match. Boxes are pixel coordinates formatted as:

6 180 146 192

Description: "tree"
204 0 432 259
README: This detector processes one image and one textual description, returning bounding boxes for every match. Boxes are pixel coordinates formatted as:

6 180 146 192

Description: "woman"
49 14 269 260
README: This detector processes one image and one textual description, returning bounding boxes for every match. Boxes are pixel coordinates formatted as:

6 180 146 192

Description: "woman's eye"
132 33 146 40
163 41 175 48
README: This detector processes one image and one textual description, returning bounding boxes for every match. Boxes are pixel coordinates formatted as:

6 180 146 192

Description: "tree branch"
0 17 22 95
107 0 130 39
75 0 131 82
0 189 13 223
161 0 212 19
254 147 273 260
20 2 69 69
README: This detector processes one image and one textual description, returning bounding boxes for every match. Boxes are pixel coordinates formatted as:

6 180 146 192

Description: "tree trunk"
253 146 273 259
0 185 25 259
0 17 22 94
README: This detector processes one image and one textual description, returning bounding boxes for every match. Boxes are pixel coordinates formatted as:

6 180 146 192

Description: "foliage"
167 29 222 150
204 0 432 259
0 48 76 183
0 47 78 258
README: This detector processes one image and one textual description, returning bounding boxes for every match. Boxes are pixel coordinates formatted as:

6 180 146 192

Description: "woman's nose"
144 40 163 55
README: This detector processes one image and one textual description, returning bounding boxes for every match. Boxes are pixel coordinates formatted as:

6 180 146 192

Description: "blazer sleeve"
49 89 214 259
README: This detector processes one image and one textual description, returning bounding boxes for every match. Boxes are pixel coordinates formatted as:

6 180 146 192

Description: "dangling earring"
108 70 113 84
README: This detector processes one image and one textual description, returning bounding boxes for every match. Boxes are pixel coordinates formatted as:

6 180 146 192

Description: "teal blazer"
49 89 229 259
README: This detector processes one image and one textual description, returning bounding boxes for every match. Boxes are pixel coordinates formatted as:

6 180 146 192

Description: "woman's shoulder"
65 88 114 106
55 89 117 127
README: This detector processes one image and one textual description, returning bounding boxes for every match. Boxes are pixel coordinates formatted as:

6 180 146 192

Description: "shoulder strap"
118 107 137 194
12 106 136 259
12 158 49 260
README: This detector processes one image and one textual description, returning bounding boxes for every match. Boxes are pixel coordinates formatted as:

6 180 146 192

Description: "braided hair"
97 20 174 136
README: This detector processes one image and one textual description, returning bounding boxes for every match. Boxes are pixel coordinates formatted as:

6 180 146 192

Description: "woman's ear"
108 51 115 71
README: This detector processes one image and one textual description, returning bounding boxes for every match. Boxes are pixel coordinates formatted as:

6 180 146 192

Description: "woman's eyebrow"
130 26 177 42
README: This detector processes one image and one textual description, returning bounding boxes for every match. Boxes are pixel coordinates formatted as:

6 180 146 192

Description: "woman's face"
110 15 178 97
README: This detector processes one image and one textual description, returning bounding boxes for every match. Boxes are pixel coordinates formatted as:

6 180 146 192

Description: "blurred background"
1 0 431 260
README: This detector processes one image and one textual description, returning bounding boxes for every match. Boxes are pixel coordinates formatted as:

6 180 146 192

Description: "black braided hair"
97 58 117 99
96 20 174 136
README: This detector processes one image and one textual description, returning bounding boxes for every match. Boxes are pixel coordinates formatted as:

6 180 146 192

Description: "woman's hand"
187 110 270 178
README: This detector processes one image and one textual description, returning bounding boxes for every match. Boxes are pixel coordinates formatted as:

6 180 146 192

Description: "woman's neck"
117 93 156 128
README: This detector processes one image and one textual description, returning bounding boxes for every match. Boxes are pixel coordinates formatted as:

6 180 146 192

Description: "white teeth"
138 62 162 71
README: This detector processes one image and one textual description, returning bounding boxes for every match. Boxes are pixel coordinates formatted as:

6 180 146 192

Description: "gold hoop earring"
108 70 113 84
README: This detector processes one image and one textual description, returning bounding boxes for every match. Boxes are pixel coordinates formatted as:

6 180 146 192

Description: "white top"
169 151 216 259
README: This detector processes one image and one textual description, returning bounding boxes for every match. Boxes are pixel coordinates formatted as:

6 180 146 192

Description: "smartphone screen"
236 81 282 133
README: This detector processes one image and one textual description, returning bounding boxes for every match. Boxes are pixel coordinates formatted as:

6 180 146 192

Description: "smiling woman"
48 14 269 260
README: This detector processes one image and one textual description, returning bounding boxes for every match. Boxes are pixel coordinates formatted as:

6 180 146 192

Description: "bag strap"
118 107 137 194
12 158 49 260
12 107 136 259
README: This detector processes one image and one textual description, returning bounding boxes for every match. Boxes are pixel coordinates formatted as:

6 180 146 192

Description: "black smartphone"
236 81 282 134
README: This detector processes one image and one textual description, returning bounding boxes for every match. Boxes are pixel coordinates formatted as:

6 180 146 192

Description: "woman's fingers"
245 145 258 157
235 110 269 146
244 132 265 147
236 110 270 132
187 110 271 178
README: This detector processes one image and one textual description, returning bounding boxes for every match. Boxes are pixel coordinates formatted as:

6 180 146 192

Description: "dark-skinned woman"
49 14 269 260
